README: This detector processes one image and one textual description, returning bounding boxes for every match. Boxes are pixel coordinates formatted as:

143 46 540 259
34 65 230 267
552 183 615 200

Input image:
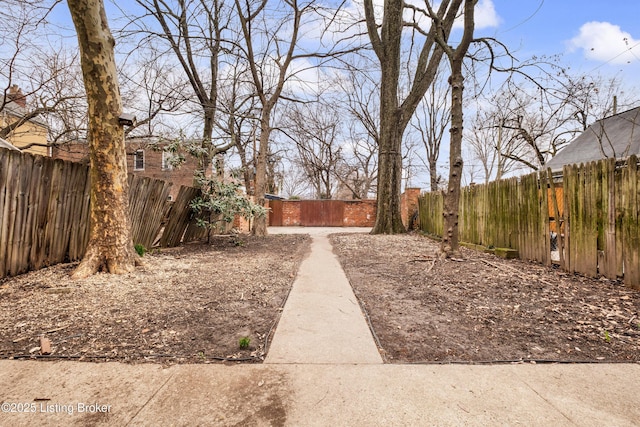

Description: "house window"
162 151 173 171
134 150 144 171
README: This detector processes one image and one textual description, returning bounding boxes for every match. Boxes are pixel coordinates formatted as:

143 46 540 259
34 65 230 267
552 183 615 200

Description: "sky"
44 0 640 92
412 0 640 187
472 0 640 89
27 0 640 189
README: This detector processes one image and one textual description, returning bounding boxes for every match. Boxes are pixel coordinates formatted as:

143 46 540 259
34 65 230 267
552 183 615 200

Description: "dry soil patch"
331 233 640 364
0 234 310 364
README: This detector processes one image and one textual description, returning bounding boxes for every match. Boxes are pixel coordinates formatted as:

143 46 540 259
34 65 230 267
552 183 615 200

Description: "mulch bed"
0 234 310 364
331 233 640 364
2 231 638 365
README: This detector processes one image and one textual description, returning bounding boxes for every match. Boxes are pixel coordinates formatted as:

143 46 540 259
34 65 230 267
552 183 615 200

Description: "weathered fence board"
418 191 443 238
520 170 548 265
0 151 9 277
0 148 207 279
159 186 201 248
419 157 640 289
128 175 173 249
603 161 616 277
622 156 639 287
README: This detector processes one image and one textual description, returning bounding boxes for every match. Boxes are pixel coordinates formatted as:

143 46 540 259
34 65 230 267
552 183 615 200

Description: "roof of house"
1 97 48 128
265 193 285 200
0 137 21 151
545 107 640 171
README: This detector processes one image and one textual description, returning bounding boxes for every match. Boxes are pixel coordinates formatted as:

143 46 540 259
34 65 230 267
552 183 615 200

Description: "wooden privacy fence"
0 148 207 279
418 156 640 289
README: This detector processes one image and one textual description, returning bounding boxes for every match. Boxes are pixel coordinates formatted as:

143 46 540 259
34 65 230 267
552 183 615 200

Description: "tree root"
71 245 142 279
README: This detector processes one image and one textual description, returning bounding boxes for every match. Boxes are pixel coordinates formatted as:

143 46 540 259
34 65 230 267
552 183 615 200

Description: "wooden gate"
300 200 345 226
269 200 284 226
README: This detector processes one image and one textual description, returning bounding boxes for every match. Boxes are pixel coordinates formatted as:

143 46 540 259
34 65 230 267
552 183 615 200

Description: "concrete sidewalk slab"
1 361 639 426
283 363 640 426
265 230 382 364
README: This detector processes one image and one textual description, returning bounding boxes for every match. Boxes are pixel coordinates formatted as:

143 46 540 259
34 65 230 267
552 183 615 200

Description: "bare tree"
119 53 191 140
0 49 86 148
216 61 260 194
465 95 529 182
234 0 312 236
477 67 634 172
364 0 464 234
124 0 235 176
1 13 187 153
284 102 343 199
0 1 88 150
334 63 379 198
334 138 378 199
410 64 450 191
68 0 139 278
429 0 476 257
279 162 312 198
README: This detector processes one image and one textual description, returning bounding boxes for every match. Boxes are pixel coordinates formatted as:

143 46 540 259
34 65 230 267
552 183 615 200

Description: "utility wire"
588 39 640 73
501 0 545 34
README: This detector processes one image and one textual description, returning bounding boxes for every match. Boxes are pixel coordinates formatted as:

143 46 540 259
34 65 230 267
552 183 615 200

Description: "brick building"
51 138 199 200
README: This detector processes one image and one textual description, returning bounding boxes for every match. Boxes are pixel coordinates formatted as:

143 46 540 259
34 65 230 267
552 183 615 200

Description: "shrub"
190 172 267 238
134 244 147 257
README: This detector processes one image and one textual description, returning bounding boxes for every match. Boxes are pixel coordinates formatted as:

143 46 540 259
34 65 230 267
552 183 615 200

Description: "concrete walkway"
0 226 639 426
265 228 381 364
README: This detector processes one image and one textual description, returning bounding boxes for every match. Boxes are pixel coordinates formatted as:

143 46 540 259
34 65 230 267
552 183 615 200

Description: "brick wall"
52 141 198 200
343 200 376 227
125 141 197 200
233 215 252 233
267 191 420 228
268 199 376 227
280 201 301 226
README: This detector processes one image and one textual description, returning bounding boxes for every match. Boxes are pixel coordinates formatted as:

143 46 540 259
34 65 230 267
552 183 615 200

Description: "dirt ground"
0 234 309 364
1 231 639 365
330 233 640 364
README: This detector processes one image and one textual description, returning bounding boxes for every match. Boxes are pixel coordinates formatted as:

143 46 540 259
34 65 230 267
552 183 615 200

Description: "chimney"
8 85 26 108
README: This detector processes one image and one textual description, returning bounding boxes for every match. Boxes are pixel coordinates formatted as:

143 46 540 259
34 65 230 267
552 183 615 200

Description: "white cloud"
474 0 501 29
568 21 640 64
284 57 341 97
301 0 500 46
454 0 501 30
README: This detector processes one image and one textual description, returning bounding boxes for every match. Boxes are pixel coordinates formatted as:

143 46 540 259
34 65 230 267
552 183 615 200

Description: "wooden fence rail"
0 148 206 279
418 156 640 289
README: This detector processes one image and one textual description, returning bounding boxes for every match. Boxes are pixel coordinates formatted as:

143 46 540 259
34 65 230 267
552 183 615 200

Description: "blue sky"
473 0 640 88
47 0 640 90
37 0 640 189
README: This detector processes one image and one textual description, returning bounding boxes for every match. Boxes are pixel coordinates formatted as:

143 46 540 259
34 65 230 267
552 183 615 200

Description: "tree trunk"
441 65 464 257
370 0 406 234
429 155 439 192
437 0 476 258
68 0 139 279
372 113 406 233
440 67 466 257
198 105 215 182
252 113 270 237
